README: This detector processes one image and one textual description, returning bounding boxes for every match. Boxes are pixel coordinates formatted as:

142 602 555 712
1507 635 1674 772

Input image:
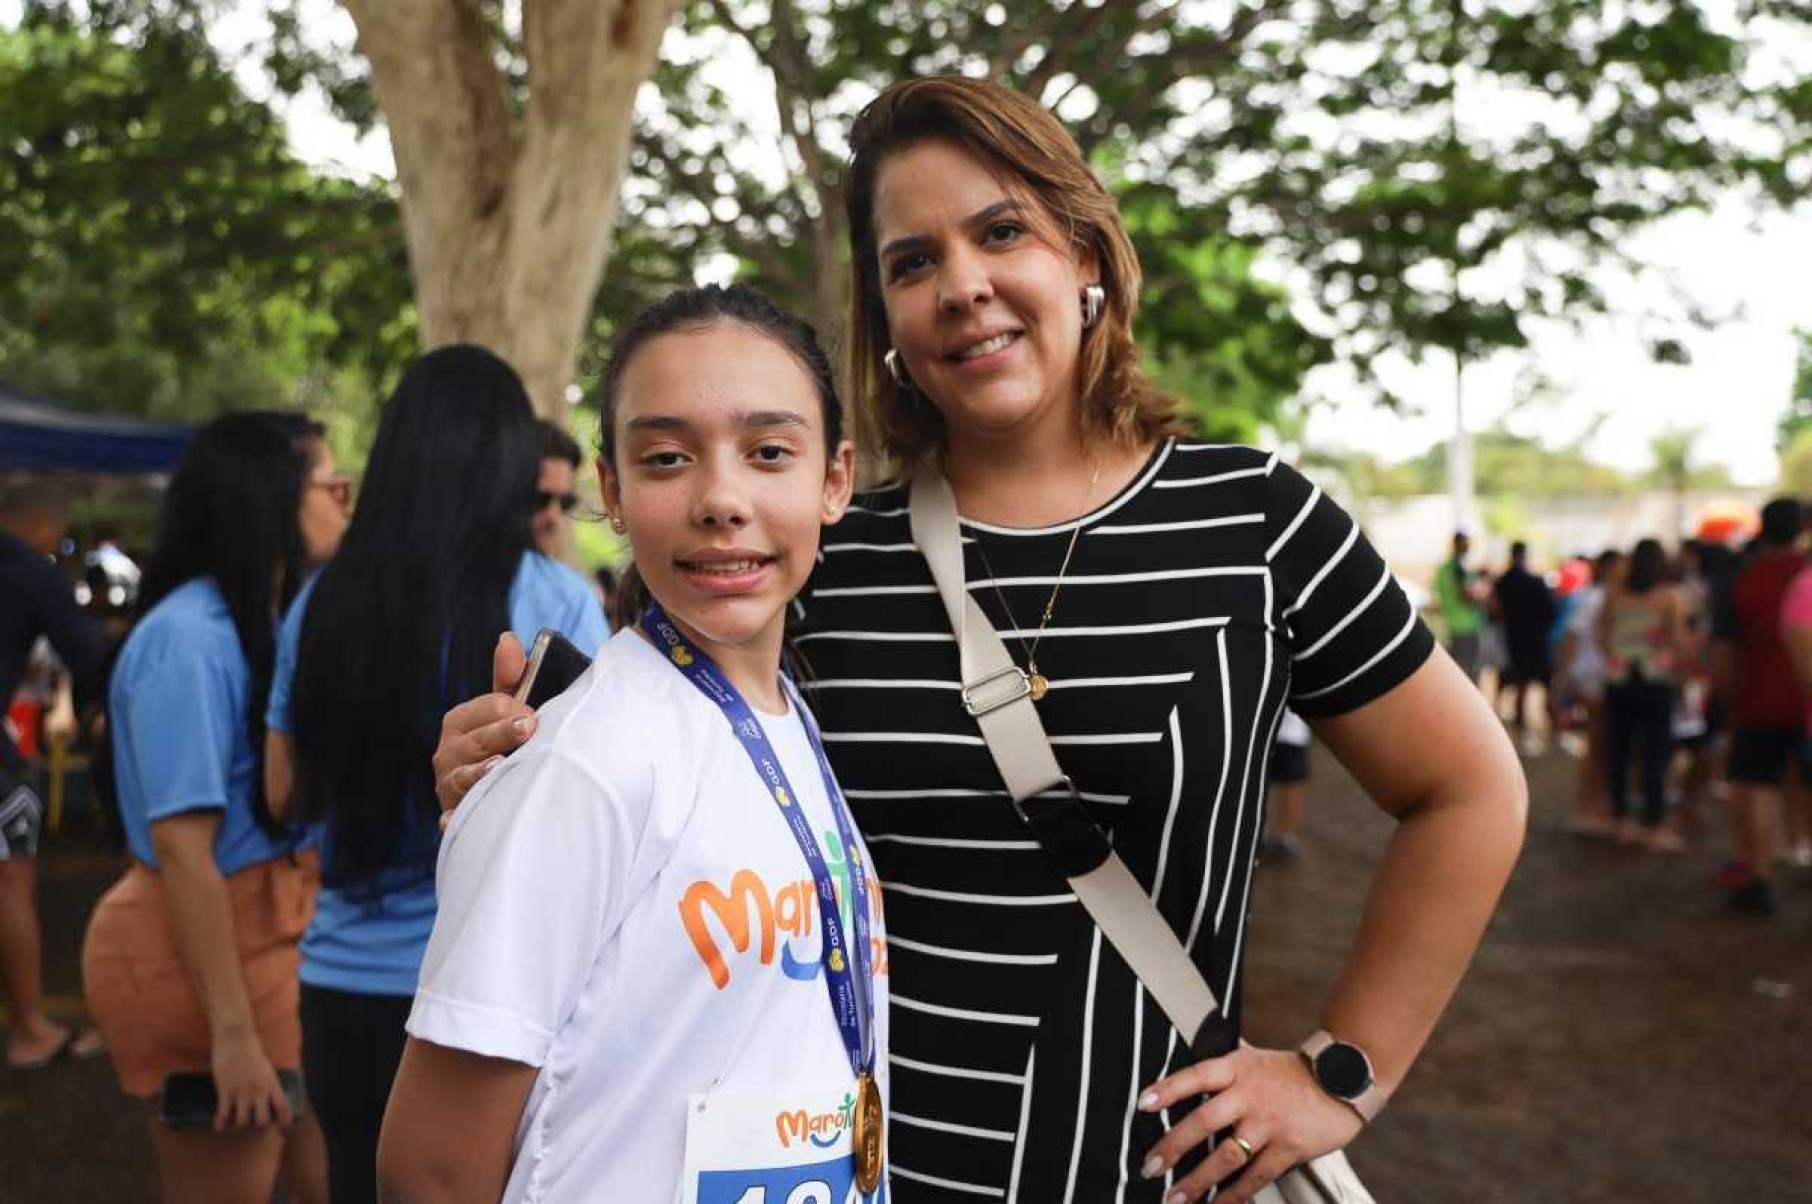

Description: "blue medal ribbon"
640 604 877 1080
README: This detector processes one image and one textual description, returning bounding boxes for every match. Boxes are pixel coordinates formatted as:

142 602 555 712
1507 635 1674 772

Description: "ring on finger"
1229 1134 1256 1163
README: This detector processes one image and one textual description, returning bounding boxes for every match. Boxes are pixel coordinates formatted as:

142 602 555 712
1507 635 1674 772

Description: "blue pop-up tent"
0 381 194 474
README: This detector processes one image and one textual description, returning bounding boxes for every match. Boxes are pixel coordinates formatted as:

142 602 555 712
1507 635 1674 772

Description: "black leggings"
300 984 413 1204
1605 678 1674 827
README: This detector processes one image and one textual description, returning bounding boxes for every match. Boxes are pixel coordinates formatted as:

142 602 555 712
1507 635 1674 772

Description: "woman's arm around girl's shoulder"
379 669 667 1202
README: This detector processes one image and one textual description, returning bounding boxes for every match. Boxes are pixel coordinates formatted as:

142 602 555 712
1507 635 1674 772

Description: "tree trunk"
342 0 678 418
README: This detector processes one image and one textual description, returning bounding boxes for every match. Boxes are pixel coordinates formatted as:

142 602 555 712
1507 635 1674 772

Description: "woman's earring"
883 349 909 389
1081 284 1106 330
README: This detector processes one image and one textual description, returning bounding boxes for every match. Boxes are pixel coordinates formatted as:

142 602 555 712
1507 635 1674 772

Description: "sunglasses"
537 491 580 514
308 477 353 507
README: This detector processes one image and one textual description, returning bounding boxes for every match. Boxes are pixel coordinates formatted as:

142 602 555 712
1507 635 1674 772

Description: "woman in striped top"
434 78 1526 1204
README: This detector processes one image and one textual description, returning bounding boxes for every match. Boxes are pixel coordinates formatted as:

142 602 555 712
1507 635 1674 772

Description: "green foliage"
17 0 1808 454
1780 329 1812 449
1387 430 1635 497
0 8 411 463
626 0 1809 413
1353 425 1739 507
1117 184 1330 440
1779 426 1812 495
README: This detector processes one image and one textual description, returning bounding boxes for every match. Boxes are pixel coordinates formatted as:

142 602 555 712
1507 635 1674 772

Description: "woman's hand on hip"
209 1029 292 1133
1137 1043 1362 1204
433 632 534 823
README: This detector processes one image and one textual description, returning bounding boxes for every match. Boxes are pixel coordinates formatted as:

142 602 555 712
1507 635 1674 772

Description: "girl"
83 411 347 1204
437 78 1526 1204
265 346 608 1203
377 285 882 1203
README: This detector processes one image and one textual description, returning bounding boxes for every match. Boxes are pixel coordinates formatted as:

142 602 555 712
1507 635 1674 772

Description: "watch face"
1316 1042 1372 1099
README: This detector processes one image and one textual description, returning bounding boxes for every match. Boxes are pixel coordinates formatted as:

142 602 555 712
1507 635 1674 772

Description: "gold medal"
853 1071 884 1193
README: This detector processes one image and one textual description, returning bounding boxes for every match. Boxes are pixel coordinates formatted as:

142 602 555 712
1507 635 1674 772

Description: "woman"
378 284 878 1203
1673 540 1733 838
435 78 1525 1204
266 347 608 1204
1596 538 1690 850
82 411 347 1204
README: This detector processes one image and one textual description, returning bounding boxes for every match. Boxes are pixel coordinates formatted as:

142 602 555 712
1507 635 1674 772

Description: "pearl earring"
883 349 908 388
1081 284 1106 329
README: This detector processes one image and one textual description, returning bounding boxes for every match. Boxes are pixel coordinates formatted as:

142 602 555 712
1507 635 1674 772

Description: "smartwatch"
1298 1029 1387 1122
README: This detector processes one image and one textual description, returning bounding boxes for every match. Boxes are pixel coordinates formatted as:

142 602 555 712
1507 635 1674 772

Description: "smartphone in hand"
514 629 593 710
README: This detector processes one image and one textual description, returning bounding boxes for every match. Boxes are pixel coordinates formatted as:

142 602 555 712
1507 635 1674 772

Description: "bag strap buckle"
961 665 1033 717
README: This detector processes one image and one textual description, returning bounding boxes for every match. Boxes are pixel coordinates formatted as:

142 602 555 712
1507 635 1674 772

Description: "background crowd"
1416 503 1812 920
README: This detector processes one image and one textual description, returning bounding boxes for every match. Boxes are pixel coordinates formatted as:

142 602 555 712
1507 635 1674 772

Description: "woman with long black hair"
264 345 607 1204
82 411 346 1204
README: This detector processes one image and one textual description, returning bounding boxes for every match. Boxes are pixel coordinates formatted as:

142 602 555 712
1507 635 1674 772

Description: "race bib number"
682 1084 883 1204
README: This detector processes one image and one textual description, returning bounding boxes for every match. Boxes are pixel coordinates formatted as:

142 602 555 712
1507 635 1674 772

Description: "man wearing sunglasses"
535 421 583 559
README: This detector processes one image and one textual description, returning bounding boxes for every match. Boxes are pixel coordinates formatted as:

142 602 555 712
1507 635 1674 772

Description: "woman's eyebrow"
879 199 1023 259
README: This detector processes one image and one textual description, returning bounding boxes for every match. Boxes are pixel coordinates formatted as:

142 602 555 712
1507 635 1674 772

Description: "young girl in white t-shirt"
376 285 888 1203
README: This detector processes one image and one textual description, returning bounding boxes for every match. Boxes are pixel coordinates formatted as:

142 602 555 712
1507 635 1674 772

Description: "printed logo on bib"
680 830 888 990
684 1085 881 1204
776 1091 857 1150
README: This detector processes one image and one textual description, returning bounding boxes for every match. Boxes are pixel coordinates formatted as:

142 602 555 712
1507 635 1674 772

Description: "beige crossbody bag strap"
908 464 1377 1204
908 464 1231 1058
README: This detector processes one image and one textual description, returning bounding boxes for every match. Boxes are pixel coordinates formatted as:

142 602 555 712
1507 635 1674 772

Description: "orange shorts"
81 850 319 1099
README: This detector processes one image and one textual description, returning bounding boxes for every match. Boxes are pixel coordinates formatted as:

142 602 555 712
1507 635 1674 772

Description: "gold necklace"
970 461 1102 701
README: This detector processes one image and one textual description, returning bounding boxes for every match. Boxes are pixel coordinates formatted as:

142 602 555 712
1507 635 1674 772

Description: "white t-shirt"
410 629 890 1203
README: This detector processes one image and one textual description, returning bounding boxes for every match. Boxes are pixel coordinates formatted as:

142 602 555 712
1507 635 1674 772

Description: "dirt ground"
4 742 1809 1202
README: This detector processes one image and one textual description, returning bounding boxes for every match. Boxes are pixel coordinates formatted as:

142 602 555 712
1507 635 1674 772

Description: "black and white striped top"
795 438 1433 1202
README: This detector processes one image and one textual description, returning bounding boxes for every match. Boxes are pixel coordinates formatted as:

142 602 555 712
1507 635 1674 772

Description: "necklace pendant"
1028 672 1049 701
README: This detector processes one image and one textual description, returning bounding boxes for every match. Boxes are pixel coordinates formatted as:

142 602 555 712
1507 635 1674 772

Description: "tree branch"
1019 0 1128 99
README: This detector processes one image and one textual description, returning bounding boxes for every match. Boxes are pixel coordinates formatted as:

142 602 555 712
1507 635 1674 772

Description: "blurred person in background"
1774 555 1812 868
1712 497 1807 915
1672 540 1734 840
534 419 583 559
1597 538 1691 852
265 347 607 1204
1260 709 1312 865
0 477 107 1071
1493 541 1557 755
1435 530 1486 684
1559 550 1621 835
81 412 346 1204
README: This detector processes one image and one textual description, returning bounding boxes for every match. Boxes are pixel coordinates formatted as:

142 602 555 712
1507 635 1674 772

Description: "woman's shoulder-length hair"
842 75 1191 477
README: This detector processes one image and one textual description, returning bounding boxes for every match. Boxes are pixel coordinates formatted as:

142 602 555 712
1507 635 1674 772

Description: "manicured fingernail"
511 716 533 735
482 756 503 773
1139 1090 1160 1111
1141 1156 1164 1179
1167 1193 1186 1204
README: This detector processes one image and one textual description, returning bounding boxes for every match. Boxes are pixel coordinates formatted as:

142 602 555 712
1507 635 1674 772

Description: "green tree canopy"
627 0 1809 404
0 8 411 457
1362 427 1736 501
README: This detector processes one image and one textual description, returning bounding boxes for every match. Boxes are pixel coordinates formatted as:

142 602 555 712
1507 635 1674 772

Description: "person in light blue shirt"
262 346 606 1204
83 411 347 1204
